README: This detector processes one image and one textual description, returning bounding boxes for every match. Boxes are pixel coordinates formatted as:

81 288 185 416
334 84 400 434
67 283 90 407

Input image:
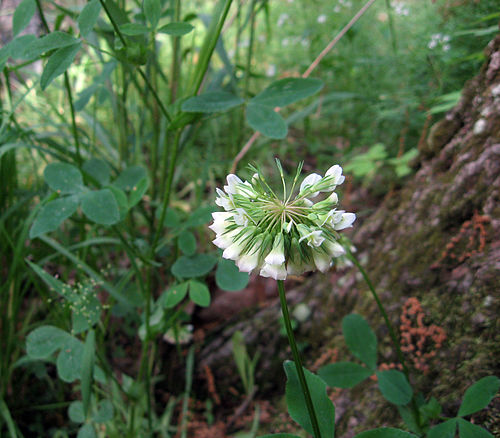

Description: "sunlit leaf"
78 0 102 37
41 42 81 90
251 77 323 107
158 22 194 36
246 103 287 139
13 0 36 37
182 91 244 113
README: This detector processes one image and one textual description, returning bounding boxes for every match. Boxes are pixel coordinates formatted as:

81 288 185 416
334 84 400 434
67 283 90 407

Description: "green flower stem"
346 250 421 426
277 280 322 438
345 252 409 376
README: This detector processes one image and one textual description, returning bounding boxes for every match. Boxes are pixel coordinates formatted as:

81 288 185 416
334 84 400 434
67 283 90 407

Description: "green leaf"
82 158 111 186
458 418 493 438
246 103 287 139
458 376 500 417
119 23 150 35
143 0 161 28
26 260 78 302
342 313 377 370
72 291 101 334
251 78 323 107
81 189 120 225
5 34 36 63
107 185 128 220
29 195 80 238
353 428 418 438
158 22 194 36
26 325 70 359
128 177 149 208
78 0 102 37
68 401 85 423
178 230 197 256
185 205 217 228
181 92 244 113
13 0 36 37
284 361 335 438
419 397 441 420
396 405 422 435
113 165 147 191
318 362 372 388
161 282 189 308
22 31 80 60
41 42 81 90
231 331 249 390
81 330 95 418
93 400 114 423
56 336 84 382
188 280 211 307
77 423 97 438
376 370 413 406
215 258 249 292
427 419 457 438
44 162 84 194
171 254 217 278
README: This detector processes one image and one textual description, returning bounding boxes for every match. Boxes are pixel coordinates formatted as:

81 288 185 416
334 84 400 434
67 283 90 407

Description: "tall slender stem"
277 280 322 438
346 250 421 426
152 129 181 250
346 252 409 376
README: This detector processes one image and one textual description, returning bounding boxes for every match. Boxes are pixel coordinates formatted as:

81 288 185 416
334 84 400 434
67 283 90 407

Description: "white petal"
312 251 332 273
212 228 239 249
233 208 249 226
224 174 243 195
211 212 232 221
265 248 285 265
260 263 287 280
325 240 346 257
236 252 260 273
223 241 244 260
325 165 345 185
333 212 356 230
300 173 322 197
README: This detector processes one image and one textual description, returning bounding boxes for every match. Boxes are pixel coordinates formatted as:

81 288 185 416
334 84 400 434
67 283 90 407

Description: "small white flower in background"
266 64 277 77
428 33 451 51
210 160 356 280
391 1 410 16
317 14 327 24
277 13 289 27
281 37 290 47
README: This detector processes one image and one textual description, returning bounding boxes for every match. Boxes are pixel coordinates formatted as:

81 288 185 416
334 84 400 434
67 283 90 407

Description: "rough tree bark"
195 33 500 435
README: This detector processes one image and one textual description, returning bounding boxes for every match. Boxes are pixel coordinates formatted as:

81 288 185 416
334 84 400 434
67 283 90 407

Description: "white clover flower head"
210 160 356 280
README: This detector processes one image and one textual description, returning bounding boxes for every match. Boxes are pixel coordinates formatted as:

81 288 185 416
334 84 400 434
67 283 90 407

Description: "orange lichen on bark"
399 297 446 374
431 210 490 269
